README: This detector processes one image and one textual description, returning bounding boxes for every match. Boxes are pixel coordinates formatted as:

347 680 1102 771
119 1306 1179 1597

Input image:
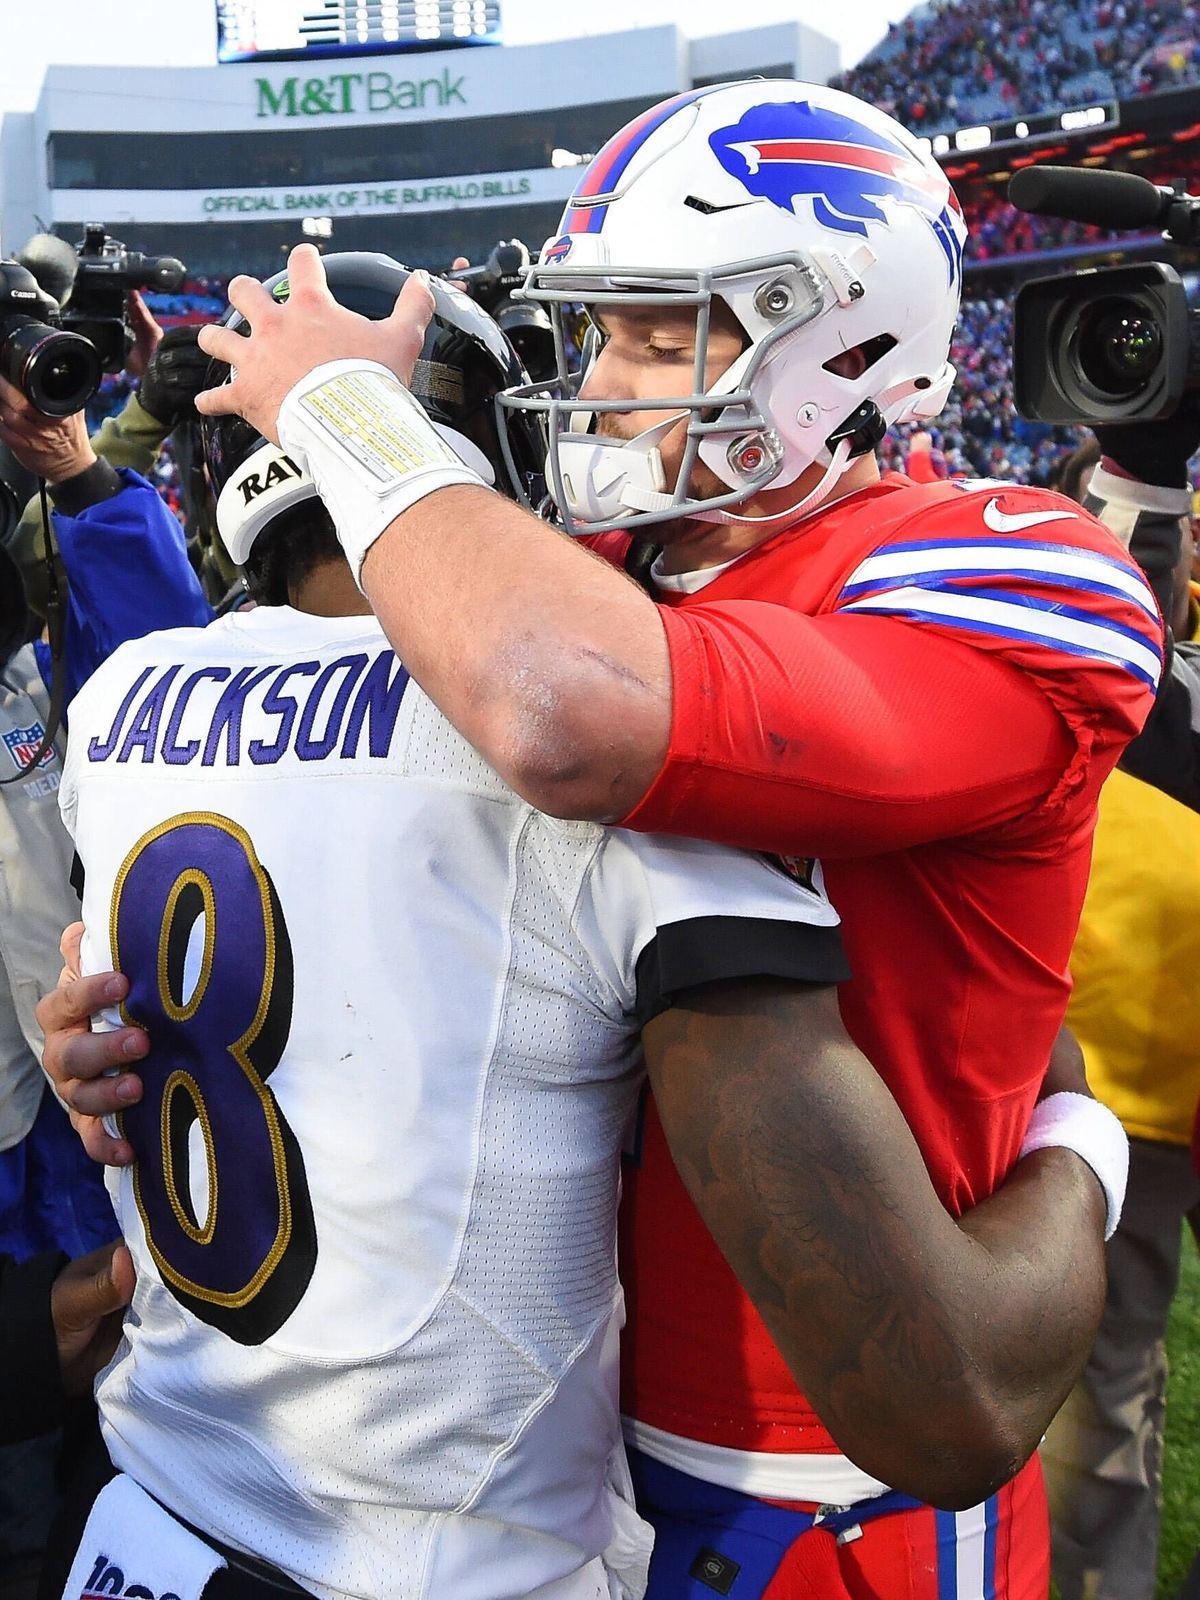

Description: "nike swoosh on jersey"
981 498 1075 535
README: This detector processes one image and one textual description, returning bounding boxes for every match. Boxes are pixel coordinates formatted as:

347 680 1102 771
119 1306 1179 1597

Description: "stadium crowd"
961 151 1200 263
833 0 1200 131
1 12 1200 1600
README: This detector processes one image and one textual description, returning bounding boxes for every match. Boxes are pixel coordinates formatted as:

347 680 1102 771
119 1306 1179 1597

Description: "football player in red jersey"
186 80 1160 1599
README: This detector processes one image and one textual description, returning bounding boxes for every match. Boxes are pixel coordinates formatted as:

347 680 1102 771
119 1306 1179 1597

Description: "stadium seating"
143 277 227 327
833 0 1200 134
962 151 1200 263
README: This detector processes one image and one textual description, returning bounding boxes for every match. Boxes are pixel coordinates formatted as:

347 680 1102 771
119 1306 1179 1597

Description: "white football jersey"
61 606 846 1600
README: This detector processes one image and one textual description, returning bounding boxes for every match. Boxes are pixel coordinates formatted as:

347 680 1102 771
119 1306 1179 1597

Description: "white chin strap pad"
553 414 683 525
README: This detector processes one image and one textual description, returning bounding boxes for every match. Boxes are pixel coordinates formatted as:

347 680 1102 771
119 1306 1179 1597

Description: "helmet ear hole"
822 333 897 380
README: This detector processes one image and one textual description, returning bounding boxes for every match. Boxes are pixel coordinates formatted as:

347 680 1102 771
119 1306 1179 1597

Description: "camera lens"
40 354 85 404
0 321 101 417
1073 296 1163 400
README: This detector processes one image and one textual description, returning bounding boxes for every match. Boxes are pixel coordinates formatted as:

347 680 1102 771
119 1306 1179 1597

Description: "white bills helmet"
497 79 967 535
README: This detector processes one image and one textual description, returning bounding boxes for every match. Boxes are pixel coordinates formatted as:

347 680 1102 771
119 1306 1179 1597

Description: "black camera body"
456 239 555 381
1011 168 1200 426
1014 262 1200 425
62 224 187 373
0 259 101 417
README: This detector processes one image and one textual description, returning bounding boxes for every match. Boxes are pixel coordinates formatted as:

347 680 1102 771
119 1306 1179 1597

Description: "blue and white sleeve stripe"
839 537 1159 619
837 538 1163 690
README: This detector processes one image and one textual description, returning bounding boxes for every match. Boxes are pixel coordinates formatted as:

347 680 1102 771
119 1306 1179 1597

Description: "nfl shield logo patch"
3 722 55 772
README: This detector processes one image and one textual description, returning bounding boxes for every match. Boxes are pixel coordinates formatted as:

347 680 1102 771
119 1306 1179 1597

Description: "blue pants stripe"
936 1508 961 1600
983 1492 999 1600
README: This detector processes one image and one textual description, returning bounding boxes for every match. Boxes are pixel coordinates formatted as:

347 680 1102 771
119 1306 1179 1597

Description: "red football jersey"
591 473 1161 1456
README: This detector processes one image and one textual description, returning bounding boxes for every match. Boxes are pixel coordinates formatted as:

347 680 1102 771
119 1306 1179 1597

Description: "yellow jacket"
1067 595 1200 1145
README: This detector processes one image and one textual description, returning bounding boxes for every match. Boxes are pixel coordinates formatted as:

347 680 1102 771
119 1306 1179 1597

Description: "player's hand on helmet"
36 921 145 1167
195 243 435 445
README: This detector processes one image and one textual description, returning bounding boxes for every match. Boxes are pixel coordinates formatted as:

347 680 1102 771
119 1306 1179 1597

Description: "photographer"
1084 414 1200 813
997 162 1200 1600
0 1232 133 1600
1036 412 1200 1600
10 320 222 619
7 228 228 612
0 367 208 1597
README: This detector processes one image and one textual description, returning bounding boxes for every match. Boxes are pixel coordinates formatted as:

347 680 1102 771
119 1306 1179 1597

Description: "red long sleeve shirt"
589 473 1162 1454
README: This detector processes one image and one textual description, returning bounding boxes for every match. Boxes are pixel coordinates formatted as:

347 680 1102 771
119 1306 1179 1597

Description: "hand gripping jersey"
59 607 846 1600
589 474 1163 1495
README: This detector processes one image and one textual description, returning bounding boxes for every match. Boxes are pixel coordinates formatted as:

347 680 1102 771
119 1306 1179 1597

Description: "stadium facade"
0 23 838 276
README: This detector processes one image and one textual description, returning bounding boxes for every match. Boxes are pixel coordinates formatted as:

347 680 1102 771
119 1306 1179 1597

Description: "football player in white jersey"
41 258 1117 1600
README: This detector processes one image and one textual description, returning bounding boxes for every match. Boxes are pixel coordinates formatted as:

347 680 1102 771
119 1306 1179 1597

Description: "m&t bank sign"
256 68 467 117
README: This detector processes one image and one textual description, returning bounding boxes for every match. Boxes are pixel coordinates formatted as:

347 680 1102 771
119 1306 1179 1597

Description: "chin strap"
693 437 856 531
693 397 884 531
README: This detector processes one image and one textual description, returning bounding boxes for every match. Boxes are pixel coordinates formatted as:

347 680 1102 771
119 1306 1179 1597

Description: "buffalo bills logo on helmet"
709 101 964 288
543 236 573 265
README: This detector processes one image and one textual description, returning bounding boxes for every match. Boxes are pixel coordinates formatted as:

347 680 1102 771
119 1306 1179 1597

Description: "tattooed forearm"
641 979 1107 1510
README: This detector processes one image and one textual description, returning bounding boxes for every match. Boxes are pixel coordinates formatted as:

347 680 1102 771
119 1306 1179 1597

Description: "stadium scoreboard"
216 1 502 62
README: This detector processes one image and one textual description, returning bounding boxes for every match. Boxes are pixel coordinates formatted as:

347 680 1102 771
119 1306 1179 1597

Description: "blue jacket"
1 472 214 1268
32 469 213 708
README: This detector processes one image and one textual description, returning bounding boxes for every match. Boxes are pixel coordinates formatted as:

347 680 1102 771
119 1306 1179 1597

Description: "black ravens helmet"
193 251 546 602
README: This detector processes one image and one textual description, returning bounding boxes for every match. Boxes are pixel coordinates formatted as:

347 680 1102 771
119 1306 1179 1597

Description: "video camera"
455 239 555 381
1011 166 1200 426
0 258 101 417
62 223 187 373
0 222 189 416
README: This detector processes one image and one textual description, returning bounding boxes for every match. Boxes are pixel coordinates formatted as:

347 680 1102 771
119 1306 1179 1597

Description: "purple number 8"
112 812 316 1345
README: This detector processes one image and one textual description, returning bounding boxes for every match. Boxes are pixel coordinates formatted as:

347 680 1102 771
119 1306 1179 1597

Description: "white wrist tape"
1019 1092 1129 1241
277 359 486 588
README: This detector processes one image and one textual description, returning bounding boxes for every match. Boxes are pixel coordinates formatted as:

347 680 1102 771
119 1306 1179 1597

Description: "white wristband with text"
277 358 486 588
1018 1091 1129 1241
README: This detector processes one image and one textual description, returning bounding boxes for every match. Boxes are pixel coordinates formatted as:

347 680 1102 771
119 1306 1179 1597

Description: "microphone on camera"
14 233 79 309
1008 165 1174 229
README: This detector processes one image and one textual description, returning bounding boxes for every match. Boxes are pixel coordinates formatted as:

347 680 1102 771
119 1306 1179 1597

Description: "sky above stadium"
0 1 911 113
